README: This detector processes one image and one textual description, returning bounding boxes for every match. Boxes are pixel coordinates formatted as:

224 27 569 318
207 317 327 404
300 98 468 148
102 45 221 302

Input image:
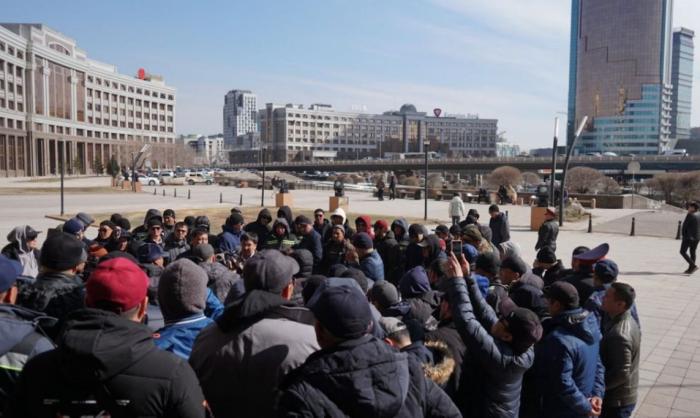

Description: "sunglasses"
150 226 162 230
314 214 324 218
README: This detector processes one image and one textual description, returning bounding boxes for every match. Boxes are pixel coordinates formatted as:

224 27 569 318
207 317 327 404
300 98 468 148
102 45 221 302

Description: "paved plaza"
0 176 698 417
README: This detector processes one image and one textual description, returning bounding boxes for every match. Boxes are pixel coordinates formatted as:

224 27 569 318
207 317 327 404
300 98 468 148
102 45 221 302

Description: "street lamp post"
261 146 267 207
559 116 589 226
59 141 65 216
424 140 430 221
550 117 560 205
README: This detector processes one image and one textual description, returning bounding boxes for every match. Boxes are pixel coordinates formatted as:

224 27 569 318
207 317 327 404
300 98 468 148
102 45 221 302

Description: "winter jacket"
449 196 466 218
533 260 567 287
375 231 401 282
0 305 55 411
277 335 460 418
359 250 385 282
446 276 535 418
189 290 319 418
536 219 559 252
199 260 242 303
683 212 700 241
140 262 164 305
153 314 214 360
277 205 294 229
3 225 40 278
426 320 468 413
562 269 596 303
313 218 331 239
294 229 323 270
536 308 605 418
245 208 273 243
405 242 425 270
600 309 640 408
17 272 85 336
264 218 299 251
489 213 511 246
163 236 190 261
509 277 549 320
7 308 208 418
389 218 411 283
355 215 376 240
218 225 243 254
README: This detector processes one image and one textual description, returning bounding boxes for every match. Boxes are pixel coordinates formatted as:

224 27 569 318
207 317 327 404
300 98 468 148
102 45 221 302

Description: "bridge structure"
231 155 700 175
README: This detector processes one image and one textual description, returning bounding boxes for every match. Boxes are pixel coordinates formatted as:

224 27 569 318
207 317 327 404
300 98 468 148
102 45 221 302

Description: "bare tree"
676 171 700 203
565 167 604 194
521 172 541 187
487 166 523 188
596 176 621 194
648 172 681 202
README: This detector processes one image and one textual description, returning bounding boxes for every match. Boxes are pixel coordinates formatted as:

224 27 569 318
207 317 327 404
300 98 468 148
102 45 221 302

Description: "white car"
138 175 160 186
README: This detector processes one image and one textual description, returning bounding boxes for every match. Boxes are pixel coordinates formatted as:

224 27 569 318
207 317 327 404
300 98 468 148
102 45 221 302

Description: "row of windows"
0 59 25 79
0 42 24 60
0 134 26 171
86 104 172 121
0 97 25 112
86 75 174 100
87 89 173 112
85 116 173 132
0 116 24 130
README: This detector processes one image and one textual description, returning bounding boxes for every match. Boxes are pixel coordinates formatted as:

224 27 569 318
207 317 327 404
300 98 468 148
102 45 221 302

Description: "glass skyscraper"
670 28 695 141
567 0 674 155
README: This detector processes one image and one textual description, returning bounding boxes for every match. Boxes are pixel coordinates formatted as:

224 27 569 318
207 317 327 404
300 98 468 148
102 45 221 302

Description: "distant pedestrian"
681 201 700 274
449 193 466 226
377 178 386 201
535 207 559 252
389 174 397 200
488 205 511 247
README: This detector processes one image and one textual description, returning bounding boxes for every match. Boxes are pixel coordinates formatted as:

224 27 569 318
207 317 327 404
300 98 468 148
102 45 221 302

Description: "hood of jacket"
498 241 521 260
399 266 431 298
548 308 599 344
331 207 347 225
381 300 412 318
57 308 157 383
272 218 291 235
423 339 455 387
277 205 294 225
216 289 312 332
391 218 409 241
355 215 374 237
284 335 410 417
6 225 33 254
142 208 162 226
0 305 56 355
257 208 272 224
422 234 444 266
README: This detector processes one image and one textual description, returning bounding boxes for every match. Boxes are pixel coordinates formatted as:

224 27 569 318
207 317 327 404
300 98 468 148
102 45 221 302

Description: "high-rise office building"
223 90 257 147
567 0 675 155
670 27 694 141
0 23 178 177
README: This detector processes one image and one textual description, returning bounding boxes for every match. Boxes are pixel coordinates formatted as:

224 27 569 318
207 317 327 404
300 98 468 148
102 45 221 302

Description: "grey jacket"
600 309 640 408
189 290 319 418
682 212 700 241
536 219 559 252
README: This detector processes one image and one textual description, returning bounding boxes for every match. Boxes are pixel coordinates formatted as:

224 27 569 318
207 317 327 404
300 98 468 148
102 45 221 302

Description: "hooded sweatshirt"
244 208 272 244
3 226 40 278
325 208 355 242
264 218 298 251
277 206 294 228
355 215 375 240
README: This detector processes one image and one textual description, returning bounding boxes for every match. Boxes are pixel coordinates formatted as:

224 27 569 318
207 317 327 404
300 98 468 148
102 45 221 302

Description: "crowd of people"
0 202 649 417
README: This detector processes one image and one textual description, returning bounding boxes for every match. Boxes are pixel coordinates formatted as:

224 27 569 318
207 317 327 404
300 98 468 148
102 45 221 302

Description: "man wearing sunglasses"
144 218 165 249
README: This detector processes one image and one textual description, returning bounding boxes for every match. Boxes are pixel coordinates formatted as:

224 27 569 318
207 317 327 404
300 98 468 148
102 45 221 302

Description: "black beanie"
40 232 87 271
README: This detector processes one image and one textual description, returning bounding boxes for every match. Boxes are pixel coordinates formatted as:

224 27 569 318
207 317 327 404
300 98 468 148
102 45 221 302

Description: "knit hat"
369 280 400 310
294 215 312 226
40 232 87 271
352 232 373 250
594 259 619 283
308 282 373 339
536 247 557 264
243 249 299 293
163 209 176 218
158 259 208 320
86 257 148 313
191 244 215 262
0 254 23 293
63 218 84 235
227 213 244 227
434 224 449 236
545 281 579 309
291 249 314 278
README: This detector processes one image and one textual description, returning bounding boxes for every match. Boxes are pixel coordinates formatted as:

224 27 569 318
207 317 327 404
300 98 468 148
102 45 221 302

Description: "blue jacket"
537 308 605 418
218 226 242 254
360 250 385 282
153 314 213 359
472 273 490 298
295 229 323 270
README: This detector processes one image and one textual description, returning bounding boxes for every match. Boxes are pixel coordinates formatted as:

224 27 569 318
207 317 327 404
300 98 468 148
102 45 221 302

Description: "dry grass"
0 187 125 195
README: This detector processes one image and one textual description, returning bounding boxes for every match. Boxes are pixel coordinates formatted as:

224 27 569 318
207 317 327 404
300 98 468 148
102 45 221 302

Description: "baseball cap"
308 283 373 339
545 281 580 309
243 249 299 293
137 243 168 263
498 299 543 354
147 218 163 228
379 316 408 337
163 209 176 218
369 280 400 309
86 257 148 313
191 243 215 262
227 213 244 227
0 254 23 293
76 212 95 227
573 243 609 264
594 259 619 283
294 215 312 226
545 207 557 216
352 232 373 250
63 218 84 235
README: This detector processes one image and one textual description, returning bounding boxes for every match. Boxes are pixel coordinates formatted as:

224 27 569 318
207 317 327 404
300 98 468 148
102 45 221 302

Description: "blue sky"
4 0 700 149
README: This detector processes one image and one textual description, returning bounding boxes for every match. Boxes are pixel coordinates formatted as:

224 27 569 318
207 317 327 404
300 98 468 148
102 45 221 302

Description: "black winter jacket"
6 309 208 418
17 272 85 338
489 213 511 246
277 335 460 417
535 219 559 252
682 212 700 241
446 277 535 418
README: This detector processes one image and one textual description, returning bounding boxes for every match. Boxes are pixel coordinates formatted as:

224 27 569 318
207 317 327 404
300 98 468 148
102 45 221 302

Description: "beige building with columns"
0 23 179 177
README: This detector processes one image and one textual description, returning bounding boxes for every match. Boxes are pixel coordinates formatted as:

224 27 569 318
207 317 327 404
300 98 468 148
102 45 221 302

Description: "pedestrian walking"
681 201 700 274
449 193 466 226
389 174 397 200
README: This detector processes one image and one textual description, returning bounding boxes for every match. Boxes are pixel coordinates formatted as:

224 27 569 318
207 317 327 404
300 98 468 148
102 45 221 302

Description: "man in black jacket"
7 257 209 418
535 207 559 252
443 253 543 418
488 205 511 246
278 281 460 417
681 201 700 274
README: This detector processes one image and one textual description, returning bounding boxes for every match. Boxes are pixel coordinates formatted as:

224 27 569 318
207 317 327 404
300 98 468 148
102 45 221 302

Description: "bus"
387 151 441 160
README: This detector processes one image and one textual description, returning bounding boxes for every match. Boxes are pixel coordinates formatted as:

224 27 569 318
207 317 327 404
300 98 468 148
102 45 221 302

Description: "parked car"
138 176 160 186
159 170 175 178
185 172 213 185
602 152 618 157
